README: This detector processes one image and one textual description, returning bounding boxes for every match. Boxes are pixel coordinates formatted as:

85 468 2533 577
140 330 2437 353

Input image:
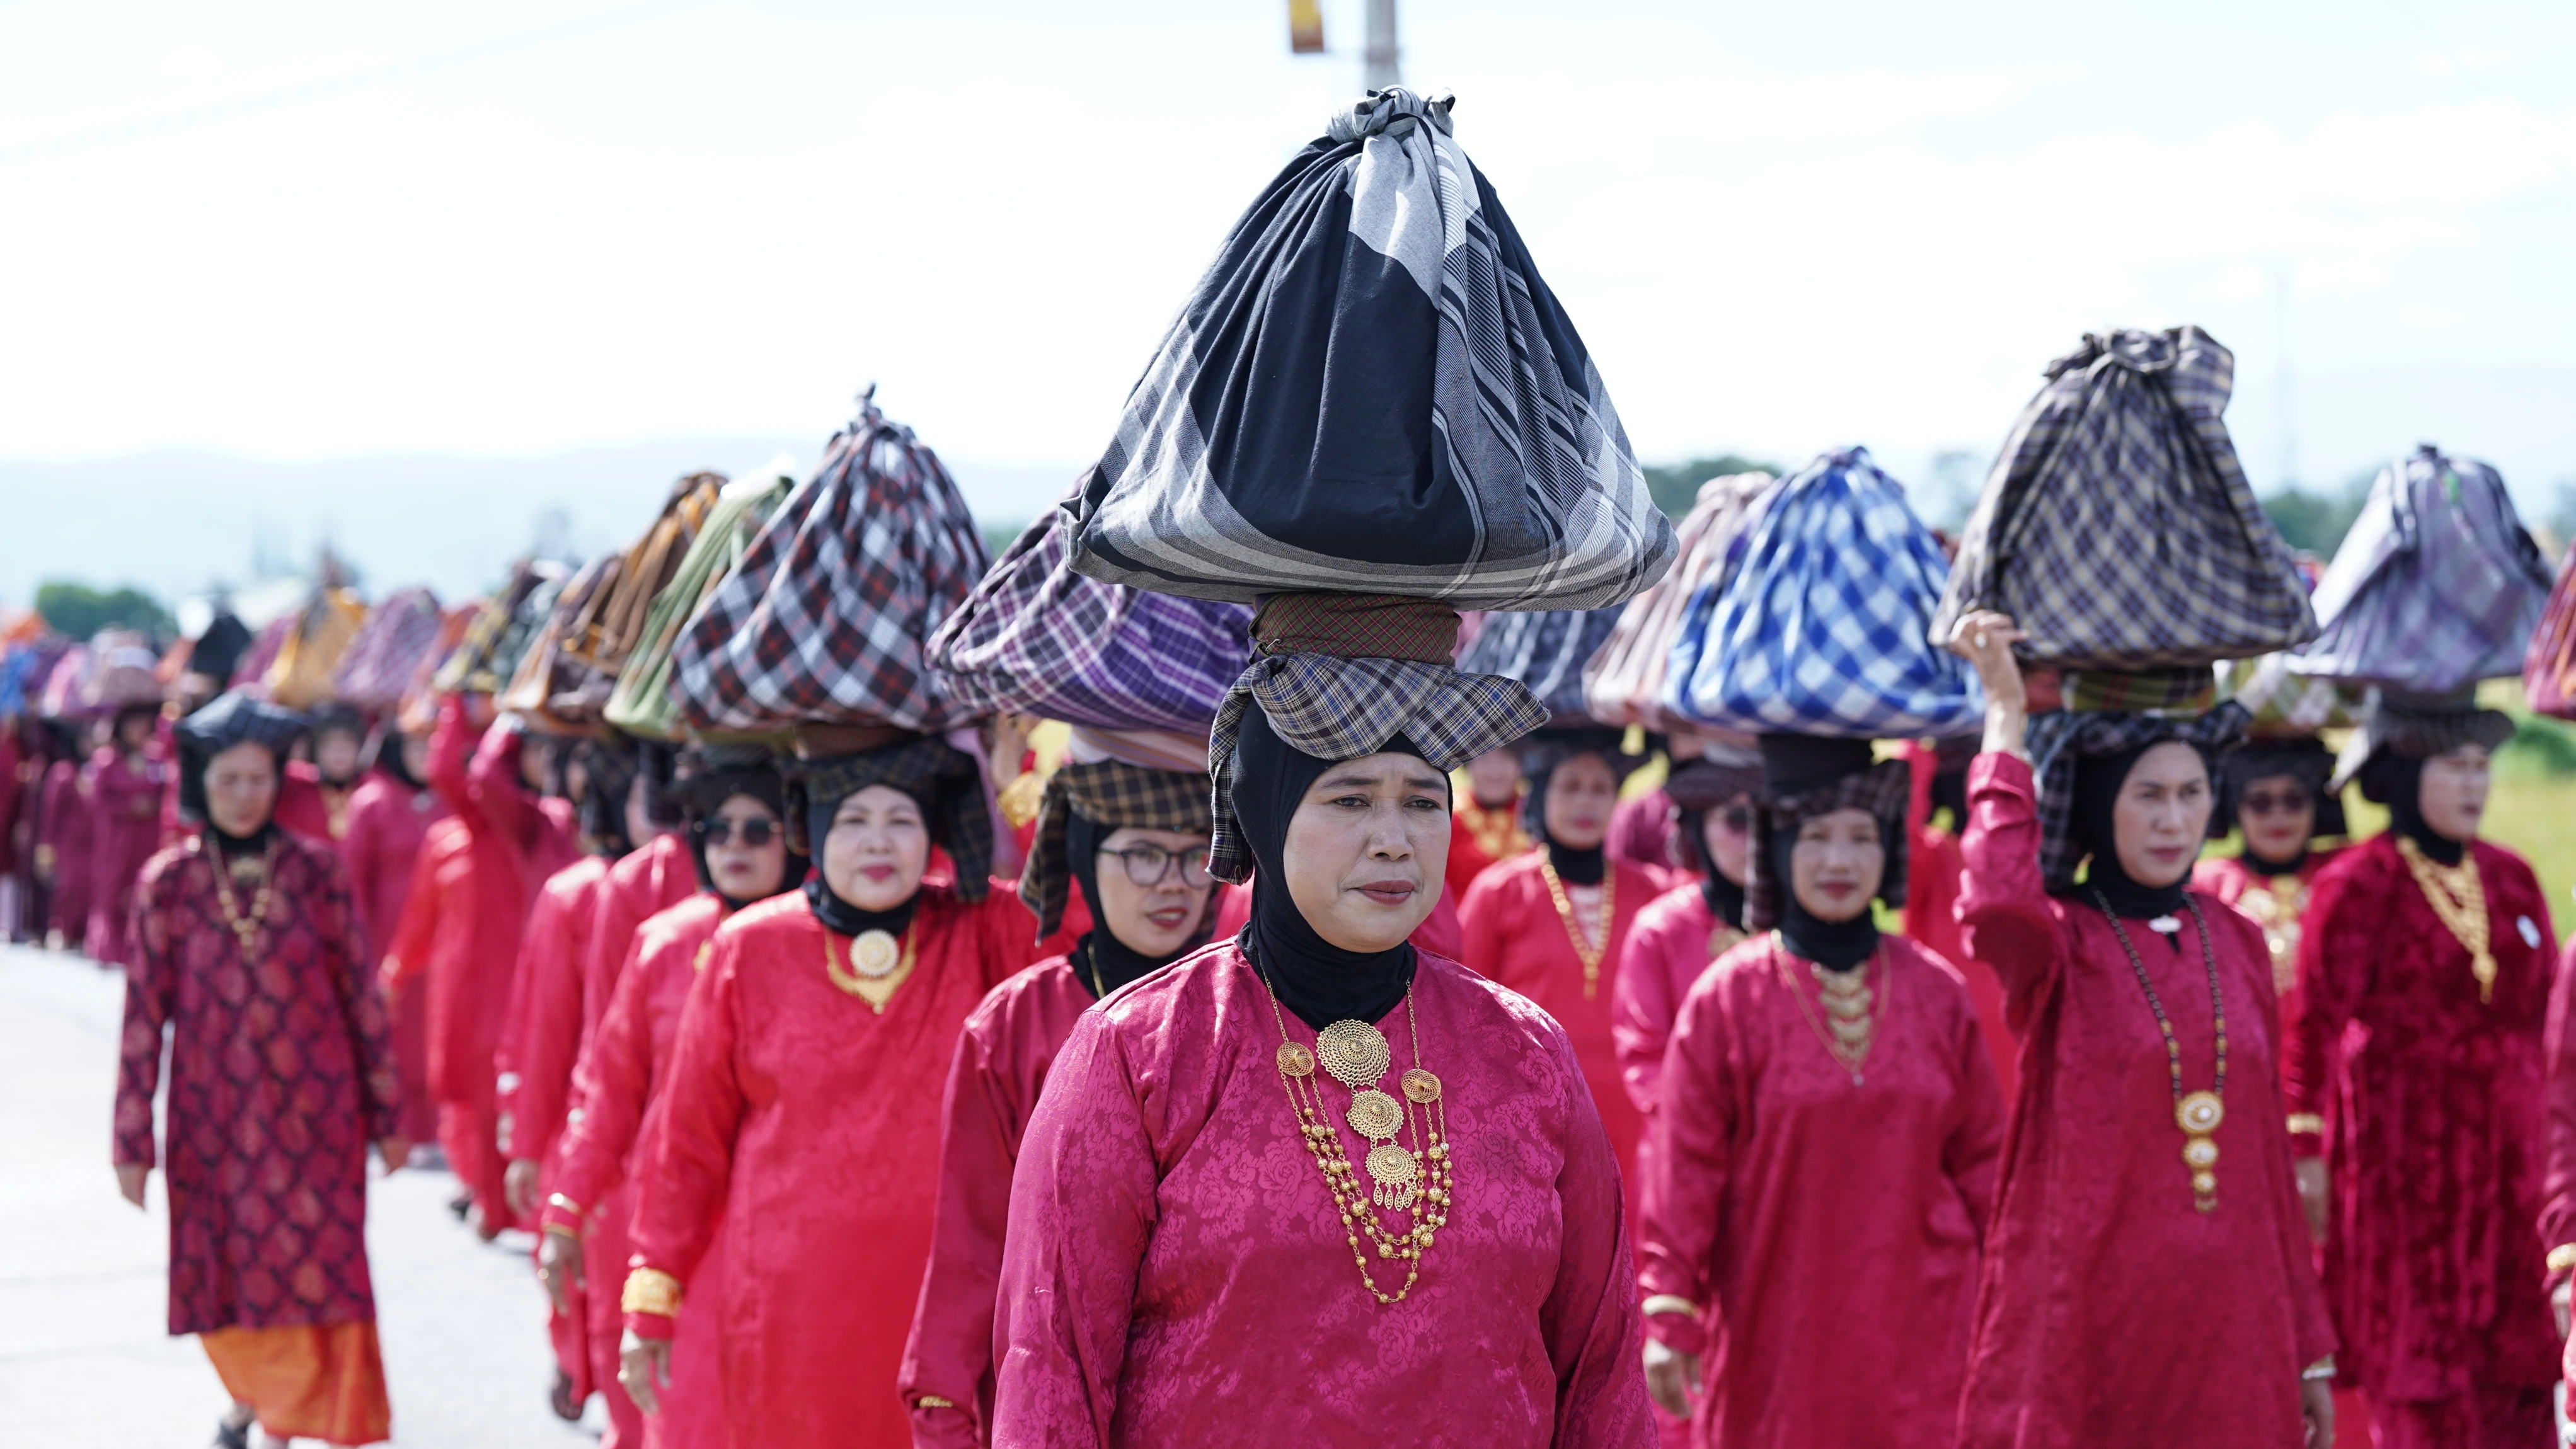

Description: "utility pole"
1364 0 1400 90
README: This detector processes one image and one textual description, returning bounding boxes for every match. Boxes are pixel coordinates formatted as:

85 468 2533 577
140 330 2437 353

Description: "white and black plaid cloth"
670 392 991 735
1454 606 1624 724
1067 88 1674 612
2287 444 2553 693
1933 328 2316 670
926 503 1252 735
1206 653 1548 884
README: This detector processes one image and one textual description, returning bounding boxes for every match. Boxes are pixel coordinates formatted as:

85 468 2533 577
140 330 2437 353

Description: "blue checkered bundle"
1664 448 1983 738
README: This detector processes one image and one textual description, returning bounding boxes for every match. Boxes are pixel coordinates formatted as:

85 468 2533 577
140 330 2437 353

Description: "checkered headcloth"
1018 760 1215 937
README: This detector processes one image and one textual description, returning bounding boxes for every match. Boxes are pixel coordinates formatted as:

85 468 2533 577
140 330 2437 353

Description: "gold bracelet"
541 1221 582 1242
2285 1113 2325 1137
2548 1244 2576 1276
1640 1295 1703 1320
621 1266 684 1317
546 1192 587 1219
2301 1356 2335 1381
915 1396 958 1410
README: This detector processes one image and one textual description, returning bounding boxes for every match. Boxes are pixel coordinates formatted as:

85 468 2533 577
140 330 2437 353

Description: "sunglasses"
2238 790 2311 817
1713 806 1754 833
693 818 779 847
1101 844 1214 888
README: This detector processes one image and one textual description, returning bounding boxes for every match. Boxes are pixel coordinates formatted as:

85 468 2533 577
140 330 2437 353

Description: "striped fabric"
331 587 444 714
1583 472 1778 731
1068 88 1674 612
671 394 990 735
1933 327 2315 670
1456 607 1625 724
926 504 1251 735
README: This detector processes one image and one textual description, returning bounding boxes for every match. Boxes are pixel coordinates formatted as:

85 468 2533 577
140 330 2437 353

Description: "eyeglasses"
2238 790 2311 817
693 818 779 847
1101 844 1213 888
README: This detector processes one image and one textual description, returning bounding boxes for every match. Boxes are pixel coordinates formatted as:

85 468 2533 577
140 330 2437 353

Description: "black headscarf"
2214 736 2343 875
1517 728 1641 886
309 706 367 789
2071 741 2193 922
375 730 425 791
1234 706 1423 1031
175 692 306 857
577 735 643 858
1757 736 1885 971
2359 752 2461 866
1667 754 1761 934
1066 810 1205 999
679 764 805 912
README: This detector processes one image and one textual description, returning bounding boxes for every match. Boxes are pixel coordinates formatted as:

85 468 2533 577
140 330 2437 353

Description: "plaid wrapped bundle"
2214 652 2363 735
1018 759 1215 936
331 587 443 713
605 474 795 740
2025 703 2249 893
2526 553 2576 721
927 505 1253 734
1456 607 1624 724
671 395 991 735
2286 445 2553 693
1741 759 1912 931
1068 88 1675 612
1932 327 2316 669
1667 448 1982 739
791 735 995 901
1583 472 1777 730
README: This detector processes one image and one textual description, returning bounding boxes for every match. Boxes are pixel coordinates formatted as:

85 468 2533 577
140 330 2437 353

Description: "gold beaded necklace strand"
1258 959 1454 1305
210 840 277 963
1537 855 1616 999
2095 891 2228 1213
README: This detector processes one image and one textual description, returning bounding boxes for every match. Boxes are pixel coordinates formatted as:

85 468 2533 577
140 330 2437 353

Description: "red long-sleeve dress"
83 745 168 968
988 941 1654 1448
2287 833 2558 1447
1954 753 2333 1448
1640 932 2005 1446
343 771 449 1143
1462 852 1657 1211
37 757 92 948
583 831 696 1036
546 893 738 1449
2544 936 2576 1406
625 885 1039 1449
2192 849 2345 1074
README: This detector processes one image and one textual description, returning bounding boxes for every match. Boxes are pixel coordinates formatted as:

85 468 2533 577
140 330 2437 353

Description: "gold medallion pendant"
2176 1090 2224 1206
822 927 918 1012
2096 891 2228 1213
847 929 904 979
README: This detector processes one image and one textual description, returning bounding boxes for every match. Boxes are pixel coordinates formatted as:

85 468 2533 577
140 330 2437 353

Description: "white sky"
3 0 2572 493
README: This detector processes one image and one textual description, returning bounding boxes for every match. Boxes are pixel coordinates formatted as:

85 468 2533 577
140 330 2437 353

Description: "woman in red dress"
341 731 447 1147
2190 735 2346 1059
2288 692 2555 1446
619 735 1037 1449
83 701 168 968
1445 743 1531 900
1946 612 2335 1448
990 601 1650 1447
1638 734 2005 1446
901 759 1218 1446
114 692 407 1449
1613 749 1762 1128
1461 729 1657 1204
538 756 800 1449
35 718 100 950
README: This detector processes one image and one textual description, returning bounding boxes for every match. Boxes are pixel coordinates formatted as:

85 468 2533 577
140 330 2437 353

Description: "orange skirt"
202 1321 391 1446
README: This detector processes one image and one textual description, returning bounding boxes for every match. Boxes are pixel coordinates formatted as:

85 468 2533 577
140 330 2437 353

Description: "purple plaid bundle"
926 504 1252 734
332 587 443 713
670 393 992 734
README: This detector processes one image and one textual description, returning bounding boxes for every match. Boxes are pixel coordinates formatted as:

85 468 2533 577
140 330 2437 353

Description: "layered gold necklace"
2096 891 2228 1213
1260 963 1454 1306
823 925 917 1012
210 840 276 963
2233 873 2309 997
2396 837 2495 1004
1774 936 1886 1085
1537 856 1616 999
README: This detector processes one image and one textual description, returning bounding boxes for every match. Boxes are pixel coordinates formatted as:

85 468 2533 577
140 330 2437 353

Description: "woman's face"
517 739 548 792
701 795 789 902
2235 772 2316 866
1092 825 1215 959
205 742 279 838
822 785 930 912
1463 748 1523 810
2418 745 2491 842
1789 808 1884 923
1282 752 1451 953
2112 742 2212 889
115 711 155 753
1541 753 1618 852
398 735 432 785
1700 793 1754 887
314 730 363 784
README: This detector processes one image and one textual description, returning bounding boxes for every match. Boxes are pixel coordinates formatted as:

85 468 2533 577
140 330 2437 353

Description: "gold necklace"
1258 959 1453 1306
2396 837 2494 1004
823 926 917 1012
2096 891 2228 1213
1537 856 1616 999
2234 873 2308 997
1774 936 1885 1085
210 840 276 962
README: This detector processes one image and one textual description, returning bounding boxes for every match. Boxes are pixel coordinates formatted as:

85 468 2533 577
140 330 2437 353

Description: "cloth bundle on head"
265 587 368 711
1933 327 2316 670
2216 651 2364 735
2526 551 2576 720
184 613 254 691
2212 735 2345 841
1207 593 1549 885
673 746 803 903
2330 686 2517 799
1584 471 1778 731
671 392 990 735
331 587 444 714
791 734 994 902
1669 448 1982 738
605 472 796 740
1456 608 1625 725
85 631 164 712
1066 87 1676 611
1740 735 1912 943
2289 445 2553 694
175 692 309 824
1019 760 1215 938
2025 702 2250 895
928 500 1253 734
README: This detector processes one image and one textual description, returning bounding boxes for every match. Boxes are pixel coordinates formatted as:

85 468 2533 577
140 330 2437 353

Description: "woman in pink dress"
2188 735 2346 1060
84 702 168 968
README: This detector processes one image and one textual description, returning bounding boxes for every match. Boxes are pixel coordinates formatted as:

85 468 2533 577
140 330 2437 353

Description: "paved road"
0 942 606 1446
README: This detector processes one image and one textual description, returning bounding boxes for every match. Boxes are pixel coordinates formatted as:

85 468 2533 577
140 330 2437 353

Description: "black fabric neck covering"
803 874 919 940
2362 751 2465 866
377 735 424 792
1765 824 1878 971
207 820 279 861
1546 839 1606 886
2240 843 2308 878
1067 810 1195 999
1234 707 1419 1031
2073 742 2191 925
1699 868 1747 935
